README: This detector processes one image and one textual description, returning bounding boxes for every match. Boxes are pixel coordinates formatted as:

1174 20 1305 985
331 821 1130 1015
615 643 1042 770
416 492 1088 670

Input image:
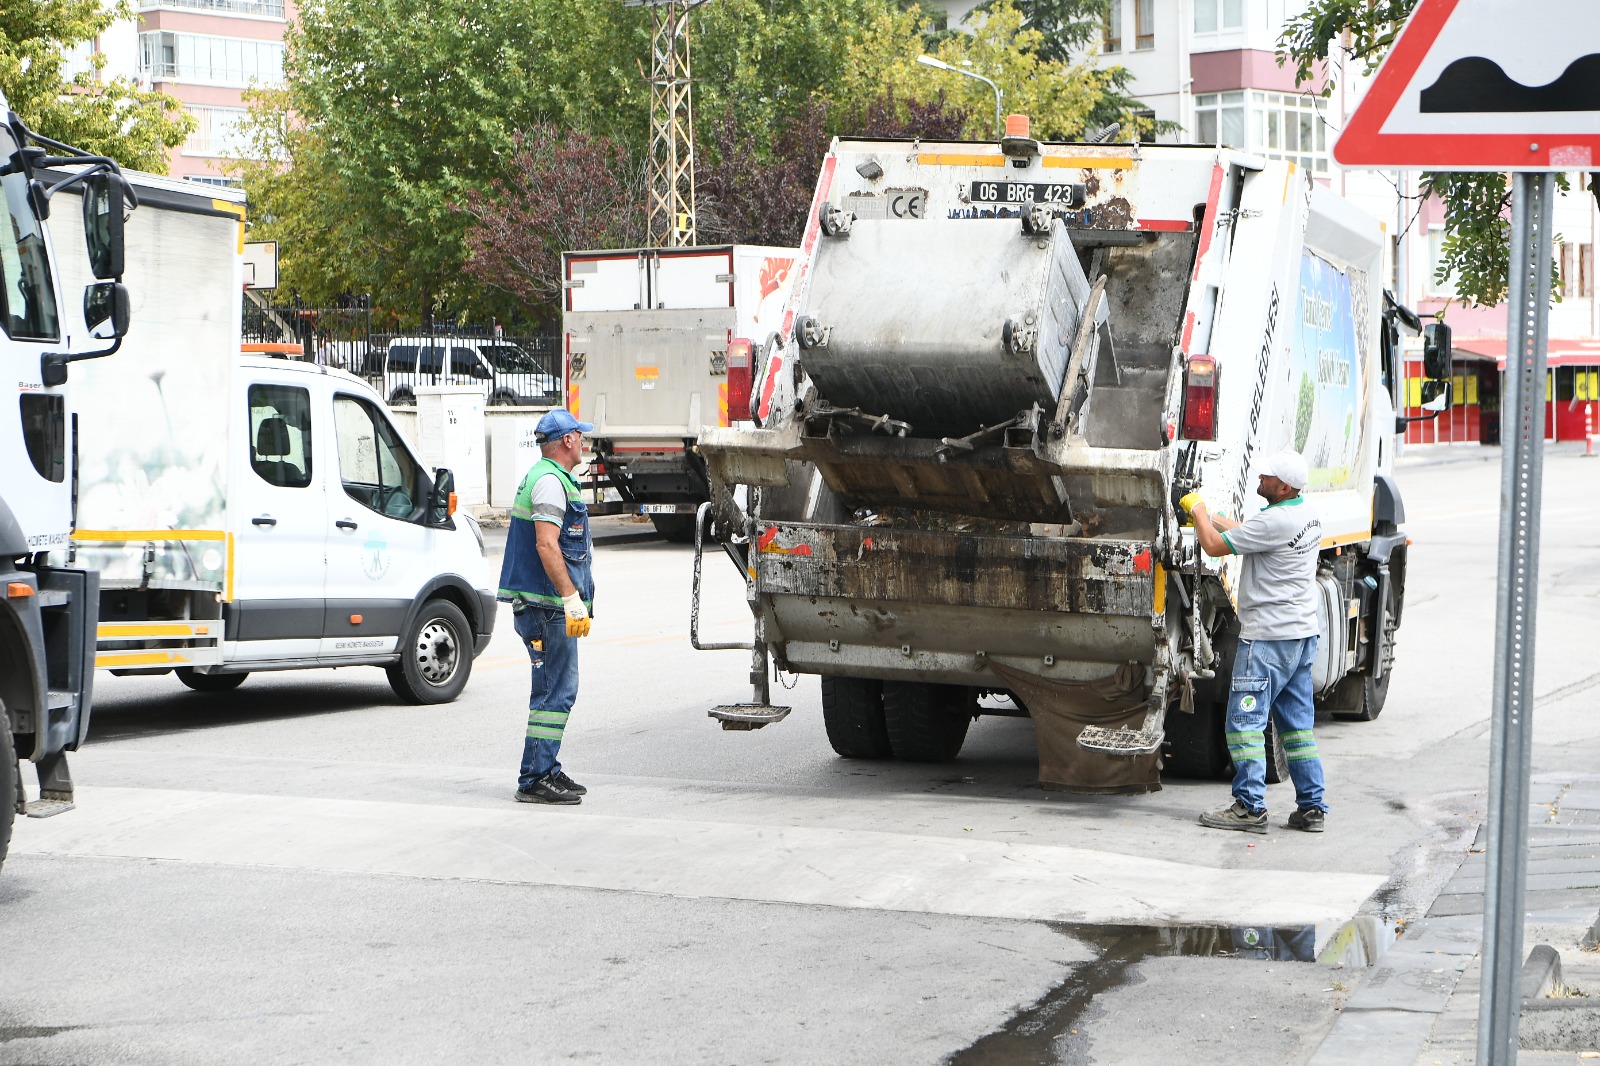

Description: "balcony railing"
139 0 286 17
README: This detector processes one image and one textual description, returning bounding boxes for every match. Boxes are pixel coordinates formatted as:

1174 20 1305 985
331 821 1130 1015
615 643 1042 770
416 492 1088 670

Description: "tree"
0 0 193 172
456 126 645 318
1279 1 1575 308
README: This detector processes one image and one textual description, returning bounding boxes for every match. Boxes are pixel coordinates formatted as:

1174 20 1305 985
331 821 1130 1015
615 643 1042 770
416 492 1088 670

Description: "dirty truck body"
563 245 796 540
696 136 1411 791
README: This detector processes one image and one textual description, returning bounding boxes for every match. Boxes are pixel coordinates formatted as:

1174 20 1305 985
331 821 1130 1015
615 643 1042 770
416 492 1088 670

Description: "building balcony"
138 0 286 18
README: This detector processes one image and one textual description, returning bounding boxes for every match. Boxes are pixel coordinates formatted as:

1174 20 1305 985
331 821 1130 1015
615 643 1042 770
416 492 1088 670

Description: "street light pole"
916 55 1002 140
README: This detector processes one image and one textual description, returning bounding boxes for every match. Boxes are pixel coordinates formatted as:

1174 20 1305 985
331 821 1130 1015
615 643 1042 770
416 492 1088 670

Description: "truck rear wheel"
649 514 697 543
176 668 248 693
821 676 892 759
1162 699 1230 780
386 599 473 705
1 704 15 875
1262 720 1290 785
882 681 973 762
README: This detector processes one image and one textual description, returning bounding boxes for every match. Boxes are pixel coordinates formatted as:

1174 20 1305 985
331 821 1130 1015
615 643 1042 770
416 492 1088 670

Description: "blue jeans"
515 608 580 790
1225 635 1326 815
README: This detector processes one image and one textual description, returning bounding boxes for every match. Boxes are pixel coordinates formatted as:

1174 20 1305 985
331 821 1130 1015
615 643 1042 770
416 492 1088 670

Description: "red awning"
1452 337 1600 370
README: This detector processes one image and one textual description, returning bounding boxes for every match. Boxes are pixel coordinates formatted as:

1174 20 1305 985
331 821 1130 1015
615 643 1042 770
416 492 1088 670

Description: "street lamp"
916 54 1002 141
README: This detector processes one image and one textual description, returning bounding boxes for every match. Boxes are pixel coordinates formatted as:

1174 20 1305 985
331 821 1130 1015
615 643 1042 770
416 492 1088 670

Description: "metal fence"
241 299 562 408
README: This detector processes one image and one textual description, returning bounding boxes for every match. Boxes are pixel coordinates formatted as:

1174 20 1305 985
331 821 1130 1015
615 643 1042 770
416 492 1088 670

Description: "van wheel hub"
414 619 459 685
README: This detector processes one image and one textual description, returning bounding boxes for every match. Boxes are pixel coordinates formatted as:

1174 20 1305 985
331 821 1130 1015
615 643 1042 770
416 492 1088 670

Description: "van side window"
249 384 313 488
386 344 417 373
334 394 423 520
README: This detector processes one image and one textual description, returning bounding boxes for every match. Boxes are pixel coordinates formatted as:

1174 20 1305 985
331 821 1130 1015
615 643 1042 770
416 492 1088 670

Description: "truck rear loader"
693 130 1452 792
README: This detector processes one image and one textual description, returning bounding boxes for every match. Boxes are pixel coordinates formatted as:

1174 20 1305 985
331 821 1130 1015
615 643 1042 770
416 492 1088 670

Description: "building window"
1560 241 1593 298
1134 0 1154 50
1194 0 1243 33
183 106 252 158
1194 92 1244 148
186 175 244 188
1255 91 1330 175
139 31 285 86
1102 1 1122 53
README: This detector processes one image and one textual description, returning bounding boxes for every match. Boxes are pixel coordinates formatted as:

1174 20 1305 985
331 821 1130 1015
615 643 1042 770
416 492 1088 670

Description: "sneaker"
551 771 587 796
1199 800 1268 835
514 775 581 805
1287 807 1325 833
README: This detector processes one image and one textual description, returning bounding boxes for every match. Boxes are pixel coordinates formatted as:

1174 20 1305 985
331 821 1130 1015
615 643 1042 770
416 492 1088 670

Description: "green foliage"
1294 373 1314 452
1276 0 1568 309
0 0 193 172
238 0 1139 322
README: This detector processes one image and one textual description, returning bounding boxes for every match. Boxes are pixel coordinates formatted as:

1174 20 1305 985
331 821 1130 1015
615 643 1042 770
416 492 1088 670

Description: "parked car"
381 337 559 407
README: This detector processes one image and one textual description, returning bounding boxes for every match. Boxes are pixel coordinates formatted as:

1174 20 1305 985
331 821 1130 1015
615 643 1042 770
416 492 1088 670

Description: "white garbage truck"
1 98 139 867
50 172 495 704
562 244 797 540
692 129 1452 793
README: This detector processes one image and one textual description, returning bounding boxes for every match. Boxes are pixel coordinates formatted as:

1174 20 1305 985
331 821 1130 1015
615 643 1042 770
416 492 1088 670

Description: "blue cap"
535 408 594 443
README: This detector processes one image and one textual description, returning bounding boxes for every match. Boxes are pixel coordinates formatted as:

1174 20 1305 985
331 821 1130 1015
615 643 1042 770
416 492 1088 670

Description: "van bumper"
473 590 498 656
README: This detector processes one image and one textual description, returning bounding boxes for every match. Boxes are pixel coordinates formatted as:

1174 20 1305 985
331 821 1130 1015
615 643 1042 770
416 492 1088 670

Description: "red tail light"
1181 354 1218 440
726 337 754 421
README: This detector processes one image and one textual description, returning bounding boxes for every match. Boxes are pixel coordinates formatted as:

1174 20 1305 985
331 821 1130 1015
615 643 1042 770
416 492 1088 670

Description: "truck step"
24 797 75 819
709 704 792 731
1077 725 1164 758
46 689 75 711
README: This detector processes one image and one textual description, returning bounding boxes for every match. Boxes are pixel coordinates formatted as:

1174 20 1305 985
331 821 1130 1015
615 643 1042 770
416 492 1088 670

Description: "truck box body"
49 175 494 695
696 137 1412 791
563 245 796 533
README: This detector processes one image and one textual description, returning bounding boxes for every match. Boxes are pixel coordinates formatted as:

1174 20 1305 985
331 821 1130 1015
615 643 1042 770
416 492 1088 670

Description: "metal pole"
1477 170 1554 1064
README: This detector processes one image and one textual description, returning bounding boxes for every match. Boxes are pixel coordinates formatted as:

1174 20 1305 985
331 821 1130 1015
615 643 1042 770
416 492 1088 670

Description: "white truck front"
0 99 137 869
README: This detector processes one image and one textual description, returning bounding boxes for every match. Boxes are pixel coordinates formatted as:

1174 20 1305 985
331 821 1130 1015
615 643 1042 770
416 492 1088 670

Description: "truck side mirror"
84 281 130 339
1420 379 1451 412
82 172 126 280
428 467 457 527
1423 321 1452 381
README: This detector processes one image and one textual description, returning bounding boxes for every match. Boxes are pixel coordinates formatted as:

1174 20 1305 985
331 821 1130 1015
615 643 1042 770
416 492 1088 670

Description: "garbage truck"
1 97 139 869
691 126 1452 793
562 244 797 540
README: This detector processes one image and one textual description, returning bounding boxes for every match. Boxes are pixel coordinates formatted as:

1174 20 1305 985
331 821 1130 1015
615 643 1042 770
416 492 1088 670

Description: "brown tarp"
985 660 1160 795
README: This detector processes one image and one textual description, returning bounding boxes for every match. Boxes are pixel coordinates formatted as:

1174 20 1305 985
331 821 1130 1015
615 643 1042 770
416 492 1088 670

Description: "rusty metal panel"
754 523 1155 615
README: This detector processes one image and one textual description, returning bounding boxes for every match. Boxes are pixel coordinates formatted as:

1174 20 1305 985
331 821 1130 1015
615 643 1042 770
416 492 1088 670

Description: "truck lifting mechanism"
690 119 1449 793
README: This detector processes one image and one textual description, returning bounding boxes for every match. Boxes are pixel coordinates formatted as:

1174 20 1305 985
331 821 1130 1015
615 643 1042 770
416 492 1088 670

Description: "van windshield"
480 344 540 373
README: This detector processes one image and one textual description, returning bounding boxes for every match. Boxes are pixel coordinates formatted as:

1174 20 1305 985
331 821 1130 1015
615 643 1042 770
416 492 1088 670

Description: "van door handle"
251 515 277 527
335 519 359 531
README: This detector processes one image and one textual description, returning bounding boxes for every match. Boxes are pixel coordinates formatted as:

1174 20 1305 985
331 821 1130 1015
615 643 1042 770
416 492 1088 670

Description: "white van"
382 336 559 408
54 174 496 703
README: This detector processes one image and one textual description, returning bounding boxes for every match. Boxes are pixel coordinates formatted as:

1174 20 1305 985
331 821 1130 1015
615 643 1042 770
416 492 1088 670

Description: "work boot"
1199 800 1268 835
551 771 587 796
1287 807 1325 833
515 774 581 805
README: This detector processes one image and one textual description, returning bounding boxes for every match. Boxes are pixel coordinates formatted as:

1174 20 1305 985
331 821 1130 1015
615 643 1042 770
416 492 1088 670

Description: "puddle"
947 918 1405 1065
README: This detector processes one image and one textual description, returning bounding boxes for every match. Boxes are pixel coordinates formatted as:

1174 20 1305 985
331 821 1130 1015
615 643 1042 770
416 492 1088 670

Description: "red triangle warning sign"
1334 0 1600 171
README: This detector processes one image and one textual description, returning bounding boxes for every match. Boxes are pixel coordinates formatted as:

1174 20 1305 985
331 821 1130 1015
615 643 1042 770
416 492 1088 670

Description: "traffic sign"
1334 0 1600 170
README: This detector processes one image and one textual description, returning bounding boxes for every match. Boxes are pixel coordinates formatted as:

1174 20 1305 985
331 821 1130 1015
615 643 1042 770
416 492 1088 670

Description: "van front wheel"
387 599 473 704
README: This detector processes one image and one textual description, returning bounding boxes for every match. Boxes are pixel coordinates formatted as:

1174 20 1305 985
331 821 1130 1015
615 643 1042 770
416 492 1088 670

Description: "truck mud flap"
986 660 1159 795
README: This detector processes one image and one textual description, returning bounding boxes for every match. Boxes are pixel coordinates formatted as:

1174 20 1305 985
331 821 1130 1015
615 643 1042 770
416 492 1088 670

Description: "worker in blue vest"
499 409 596 805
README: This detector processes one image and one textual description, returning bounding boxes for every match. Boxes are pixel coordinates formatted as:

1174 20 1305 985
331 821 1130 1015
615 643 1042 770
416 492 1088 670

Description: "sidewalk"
1312 774 1600 1064
1396 440 1593 469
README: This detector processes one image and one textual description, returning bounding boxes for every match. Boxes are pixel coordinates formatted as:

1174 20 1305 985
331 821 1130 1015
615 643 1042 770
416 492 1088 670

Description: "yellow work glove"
1178 492 1204 525
562 592 591 639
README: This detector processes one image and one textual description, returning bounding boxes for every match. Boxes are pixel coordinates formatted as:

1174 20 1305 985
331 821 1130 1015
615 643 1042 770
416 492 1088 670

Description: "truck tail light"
1180 354 1218 440
726 337 754 421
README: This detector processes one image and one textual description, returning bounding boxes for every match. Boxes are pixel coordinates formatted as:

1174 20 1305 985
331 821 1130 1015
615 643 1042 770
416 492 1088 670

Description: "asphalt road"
2 447 1597 1065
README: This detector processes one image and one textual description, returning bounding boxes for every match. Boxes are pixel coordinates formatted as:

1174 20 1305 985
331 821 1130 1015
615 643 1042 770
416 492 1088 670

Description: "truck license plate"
639 504 683 514
969 181 1085 207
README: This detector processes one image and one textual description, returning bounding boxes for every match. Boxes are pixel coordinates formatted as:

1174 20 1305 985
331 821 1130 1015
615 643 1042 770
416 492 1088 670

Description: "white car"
381 337 559 407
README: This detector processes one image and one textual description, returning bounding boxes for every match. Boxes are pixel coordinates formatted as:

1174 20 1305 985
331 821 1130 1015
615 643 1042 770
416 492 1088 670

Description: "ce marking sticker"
887 188 926 218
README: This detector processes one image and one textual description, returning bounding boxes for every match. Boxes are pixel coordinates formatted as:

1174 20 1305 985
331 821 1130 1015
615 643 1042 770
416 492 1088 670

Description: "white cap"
1263 450 1309 490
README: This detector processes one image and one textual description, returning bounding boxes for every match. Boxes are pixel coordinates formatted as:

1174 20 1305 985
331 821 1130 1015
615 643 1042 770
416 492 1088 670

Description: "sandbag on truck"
690 125 1450 793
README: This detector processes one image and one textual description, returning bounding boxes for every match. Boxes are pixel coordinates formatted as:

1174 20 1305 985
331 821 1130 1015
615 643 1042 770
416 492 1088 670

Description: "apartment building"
72 0 292 185
932 0 1600 445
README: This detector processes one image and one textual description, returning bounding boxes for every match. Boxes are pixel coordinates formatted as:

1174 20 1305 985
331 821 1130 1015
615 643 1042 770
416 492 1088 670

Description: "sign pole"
1477 170 1554 1064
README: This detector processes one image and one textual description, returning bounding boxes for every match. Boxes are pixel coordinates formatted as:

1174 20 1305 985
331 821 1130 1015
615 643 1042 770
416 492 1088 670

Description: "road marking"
15 786 1382 947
